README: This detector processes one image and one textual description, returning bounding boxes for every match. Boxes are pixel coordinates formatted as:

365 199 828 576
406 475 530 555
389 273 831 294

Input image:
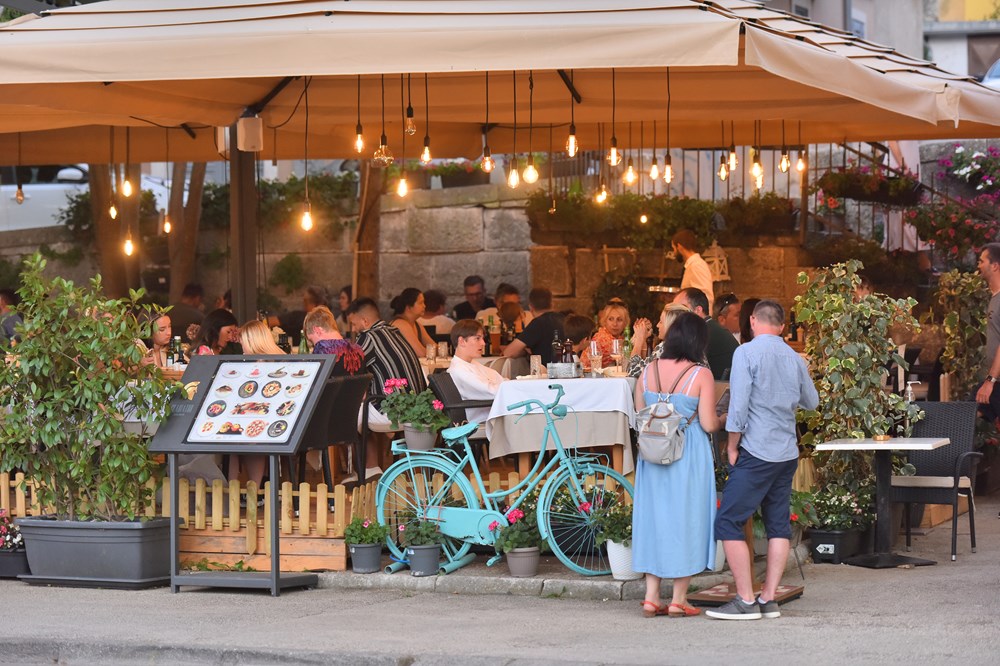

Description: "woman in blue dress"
632 310 723 617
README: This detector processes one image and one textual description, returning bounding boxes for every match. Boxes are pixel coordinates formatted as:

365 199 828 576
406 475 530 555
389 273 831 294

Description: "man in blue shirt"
707 300 818 621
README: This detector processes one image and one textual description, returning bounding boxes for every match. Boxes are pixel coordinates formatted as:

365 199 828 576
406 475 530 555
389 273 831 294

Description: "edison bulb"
123 237 134 256
779 152 791 173
640 213 648 224
718 157 729 181
15 186 24 204
481 148 495 173
755 173 764 189
109 203 118 220
396 175 409 197
796 155 806 172
663 156 674 184
548 198 557 215
623 160 637 185
507 159 520 189
566 126 578 157
595 183 608 204
372 135 394 167
301 203 313 231
751 159 763 178
649 159 660 181
606 138 622 166
404 107 417 136
163 216 172 234
420 139 432 165
354 123 365 154
728 146 738 171
523 160 539 184
122 179 133 197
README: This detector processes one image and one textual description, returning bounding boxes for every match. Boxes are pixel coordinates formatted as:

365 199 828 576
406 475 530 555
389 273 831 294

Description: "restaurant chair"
428 372 492 468
890 401 982 561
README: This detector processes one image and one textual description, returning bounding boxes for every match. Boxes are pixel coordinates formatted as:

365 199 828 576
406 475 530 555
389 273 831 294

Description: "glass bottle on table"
298 328 310 354
277 333 292 354
551 330 563 363
488 315 501 355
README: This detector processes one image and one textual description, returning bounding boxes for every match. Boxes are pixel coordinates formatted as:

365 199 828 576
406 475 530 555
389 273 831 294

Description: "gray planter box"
16 517 170 589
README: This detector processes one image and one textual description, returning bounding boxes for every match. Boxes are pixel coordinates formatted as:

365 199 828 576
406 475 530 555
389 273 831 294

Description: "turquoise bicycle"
375 384 634 576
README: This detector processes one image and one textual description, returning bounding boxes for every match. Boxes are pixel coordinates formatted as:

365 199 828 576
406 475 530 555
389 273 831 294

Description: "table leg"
612 447 623 475
844 449 936 568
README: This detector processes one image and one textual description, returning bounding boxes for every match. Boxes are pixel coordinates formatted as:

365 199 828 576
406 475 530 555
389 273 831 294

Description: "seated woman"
138 313 172 368
583 301 651 371
189 309 240 356
627 302 689 377
632 311 723 618
390 288 436 358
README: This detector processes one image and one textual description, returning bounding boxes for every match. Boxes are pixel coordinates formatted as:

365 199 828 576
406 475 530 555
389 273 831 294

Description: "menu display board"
187 360 321 444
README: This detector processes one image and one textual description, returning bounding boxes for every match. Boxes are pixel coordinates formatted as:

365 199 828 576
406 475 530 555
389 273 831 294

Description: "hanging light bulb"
523 156 539 184
779 148 791 174
507 157 520 189
718 155 729 181
755 173 764 189
372 132 394 166
15 185 24 204
548 197 557 215
796 152 807 172
163 215 172 234
728 146 738 172
595 180 609 204
122 178 133 198
481 73 494 173
607 137 622 166
640 213 648 224
649 156 660 181
109 202 118 220
123 235 134 256
663 154 674 184
751 153 763 179
566 124 578 157
301 201 314 231
481 146 495 173
623 158 637 185
396 173 409 197
405 107 416 136
420 137 432 164
14 133 25 204
354 124 365 154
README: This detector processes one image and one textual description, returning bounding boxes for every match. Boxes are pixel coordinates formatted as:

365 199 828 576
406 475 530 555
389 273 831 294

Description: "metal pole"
270 454 280 597
229 124 258 323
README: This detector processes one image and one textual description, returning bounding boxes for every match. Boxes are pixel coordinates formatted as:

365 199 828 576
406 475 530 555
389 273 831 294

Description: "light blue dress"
631 365 717 578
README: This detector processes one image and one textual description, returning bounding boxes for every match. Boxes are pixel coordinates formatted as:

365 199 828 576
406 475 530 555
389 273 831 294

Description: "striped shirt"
356 320 427 403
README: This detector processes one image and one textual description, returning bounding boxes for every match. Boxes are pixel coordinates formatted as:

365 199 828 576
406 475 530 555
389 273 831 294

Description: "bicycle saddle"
442 421 479 440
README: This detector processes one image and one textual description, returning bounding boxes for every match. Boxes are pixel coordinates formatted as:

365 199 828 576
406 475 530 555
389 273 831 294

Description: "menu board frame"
150 354 342 455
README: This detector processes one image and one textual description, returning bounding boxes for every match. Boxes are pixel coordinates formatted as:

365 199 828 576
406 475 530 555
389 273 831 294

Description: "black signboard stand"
150 354 349 596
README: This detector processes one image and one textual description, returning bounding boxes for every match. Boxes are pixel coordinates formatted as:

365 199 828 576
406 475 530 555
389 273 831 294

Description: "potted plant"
0 508 29 578
751 489 819 555
397 519 443 576
344 517 388 574
381 377 450 450
0 253 176 588
490 490 544 577
804 485 874 564
429 160 490 188
594 501 641 581
814 163 922 207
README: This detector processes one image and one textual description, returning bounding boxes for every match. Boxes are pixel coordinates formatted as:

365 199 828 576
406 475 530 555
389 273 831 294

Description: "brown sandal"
641 601 668 618
667 603 701 617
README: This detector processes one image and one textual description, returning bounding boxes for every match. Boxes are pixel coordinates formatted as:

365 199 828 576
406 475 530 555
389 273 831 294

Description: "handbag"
635 361 697 466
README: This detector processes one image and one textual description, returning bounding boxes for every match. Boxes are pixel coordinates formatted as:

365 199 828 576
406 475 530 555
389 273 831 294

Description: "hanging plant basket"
817 172 923 207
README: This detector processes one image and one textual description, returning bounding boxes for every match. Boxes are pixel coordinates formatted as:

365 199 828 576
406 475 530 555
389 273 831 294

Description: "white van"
0 164 170 233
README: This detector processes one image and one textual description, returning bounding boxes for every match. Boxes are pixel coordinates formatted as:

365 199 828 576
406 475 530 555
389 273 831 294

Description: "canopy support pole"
229 124 258 323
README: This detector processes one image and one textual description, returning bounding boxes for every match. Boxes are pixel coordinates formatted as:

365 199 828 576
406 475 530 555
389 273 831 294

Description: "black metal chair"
428 372 492 466
890 401 982 561
289 373 371 489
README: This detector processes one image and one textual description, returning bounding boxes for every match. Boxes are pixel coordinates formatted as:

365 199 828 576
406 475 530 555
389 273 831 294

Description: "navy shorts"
714 448 799 541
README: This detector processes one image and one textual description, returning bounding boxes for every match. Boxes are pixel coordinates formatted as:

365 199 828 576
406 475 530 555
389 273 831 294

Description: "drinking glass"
589 340 603 376
529 354 542 377
437 341 449 358
425 343 437 363
610 339 624 371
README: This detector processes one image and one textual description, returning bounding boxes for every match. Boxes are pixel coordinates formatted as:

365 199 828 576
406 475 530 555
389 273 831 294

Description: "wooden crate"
918 496 969 529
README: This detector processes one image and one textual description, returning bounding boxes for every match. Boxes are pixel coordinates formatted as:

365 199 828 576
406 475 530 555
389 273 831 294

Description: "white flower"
955 146 965 154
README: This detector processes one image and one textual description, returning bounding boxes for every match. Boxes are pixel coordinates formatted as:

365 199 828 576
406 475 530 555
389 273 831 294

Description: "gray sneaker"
705 597 762 621
757 597 781 619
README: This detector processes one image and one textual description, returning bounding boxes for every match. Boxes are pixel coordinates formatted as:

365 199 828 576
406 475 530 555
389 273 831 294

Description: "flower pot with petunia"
344 517 389 574
381 378 450 450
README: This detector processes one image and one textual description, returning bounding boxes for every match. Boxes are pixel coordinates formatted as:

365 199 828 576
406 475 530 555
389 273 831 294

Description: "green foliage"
0 253 176 521
795 260 922 490
185 558 257 572
807 485 874 530
380 378 450 432
752 489 820 539
935 270 989 399
38 243 85 268
813 163 922 206
0 256 22 291
57 189 160 242
906 195 997 270
269 253 309 295
805 236 924 289
591 272 660 325
716 191 796 236
200 172 358 233
202 244 229 270
344 517 389 545
398 520 443 547
594 501 632 547
492 508 543 553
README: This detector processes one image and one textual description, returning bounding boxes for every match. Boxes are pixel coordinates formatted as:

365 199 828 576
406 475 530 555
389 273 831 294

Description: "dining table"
815 437 949 568
485 376 636 476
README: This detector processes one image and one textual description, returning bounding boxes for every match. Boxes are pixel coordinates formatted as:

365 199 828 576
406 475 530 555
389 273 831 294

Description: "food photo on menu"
186 360 321 444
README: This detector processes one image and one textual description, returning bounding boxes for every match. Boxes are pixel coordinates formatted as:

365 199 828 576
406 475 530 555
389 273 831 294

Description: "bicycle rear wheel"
538 465 634 576
375 458 478 565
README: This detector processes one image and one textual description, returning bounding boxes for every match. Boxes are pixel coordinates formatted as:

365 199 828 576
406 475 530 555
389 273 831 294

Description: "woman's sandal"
641 601 669 618
667 603 701 617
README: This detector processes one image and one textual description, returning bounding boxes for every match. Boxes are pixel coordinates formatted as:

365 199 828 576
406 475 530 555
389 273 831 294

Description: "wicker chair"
890 401 982 561
428 372 492 466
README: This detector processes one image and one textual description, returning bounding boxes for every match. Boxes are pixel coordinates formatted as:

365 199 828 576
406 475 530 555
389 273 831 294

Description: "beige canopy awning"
0 1 998 163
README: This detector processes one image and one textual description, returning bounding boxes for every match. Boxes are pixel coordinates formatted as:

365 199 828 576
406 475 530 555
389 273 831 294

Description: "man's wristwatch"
988 375 997 384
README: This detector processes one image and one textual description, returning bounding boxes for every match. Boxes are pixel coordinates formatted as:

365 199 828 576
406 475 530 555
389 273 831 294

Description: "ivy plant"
0 253 176 521
795 260 922 490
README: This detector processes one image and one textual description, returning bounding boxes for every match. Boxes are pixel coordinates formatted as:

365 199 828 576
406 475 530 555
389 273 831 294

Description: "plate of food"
267 420 288 437
200 421 215 434
291 368 310 378
285 383 303 397
276 400 296 416
245 419 268 438
215 385 233 396
261 381 281 398
218 422 244 435
268 368 287 379
205 400 227 417
238 380 258 398
603 368 629 378
231 401 269 416
247 367 263 378
223 368 241 378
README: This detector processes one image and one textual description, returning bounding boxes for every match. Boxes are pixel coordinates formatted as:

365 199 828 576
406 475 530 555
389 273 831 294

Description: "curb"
317 544 810 601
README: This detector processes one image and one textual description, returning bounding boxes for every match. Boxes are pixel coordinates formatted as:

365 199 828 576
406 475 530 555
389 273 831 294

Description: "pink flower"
398 524 406 532
488 520 500 531
506 508 524 523
432 400 444 411
363 520 370 528
578 502 592 514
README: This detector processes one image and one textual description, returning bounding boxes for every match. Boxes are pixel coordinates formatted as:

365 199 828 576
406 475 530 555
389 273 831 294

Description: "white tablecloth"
486 377 636 474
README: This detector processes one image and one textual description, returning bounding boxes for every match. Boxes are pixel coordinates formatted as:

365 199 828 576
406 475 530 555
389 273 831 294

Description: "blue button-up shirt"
726 334 818 462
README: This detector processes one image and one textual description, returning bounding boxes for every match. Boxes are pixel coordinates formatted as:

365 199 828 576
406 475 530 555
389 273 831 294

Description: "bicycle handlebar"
506 384 566 420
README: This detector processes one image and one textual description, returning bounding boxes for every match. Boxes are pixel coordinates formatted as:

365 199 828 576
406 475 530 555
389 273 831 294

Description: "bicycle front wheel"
538 465 634 576
375 458 478 565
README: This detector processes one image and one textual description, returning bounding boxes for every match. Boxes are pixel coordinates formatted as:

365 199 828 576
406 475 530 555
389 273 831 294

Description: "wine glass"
589 340 603 376
610 339 624 372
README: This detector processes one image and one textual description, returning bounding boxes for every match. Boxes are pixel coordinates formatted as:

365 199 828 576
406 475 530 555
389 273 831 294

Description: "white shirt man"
448 320 505 425
672 229 714 305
